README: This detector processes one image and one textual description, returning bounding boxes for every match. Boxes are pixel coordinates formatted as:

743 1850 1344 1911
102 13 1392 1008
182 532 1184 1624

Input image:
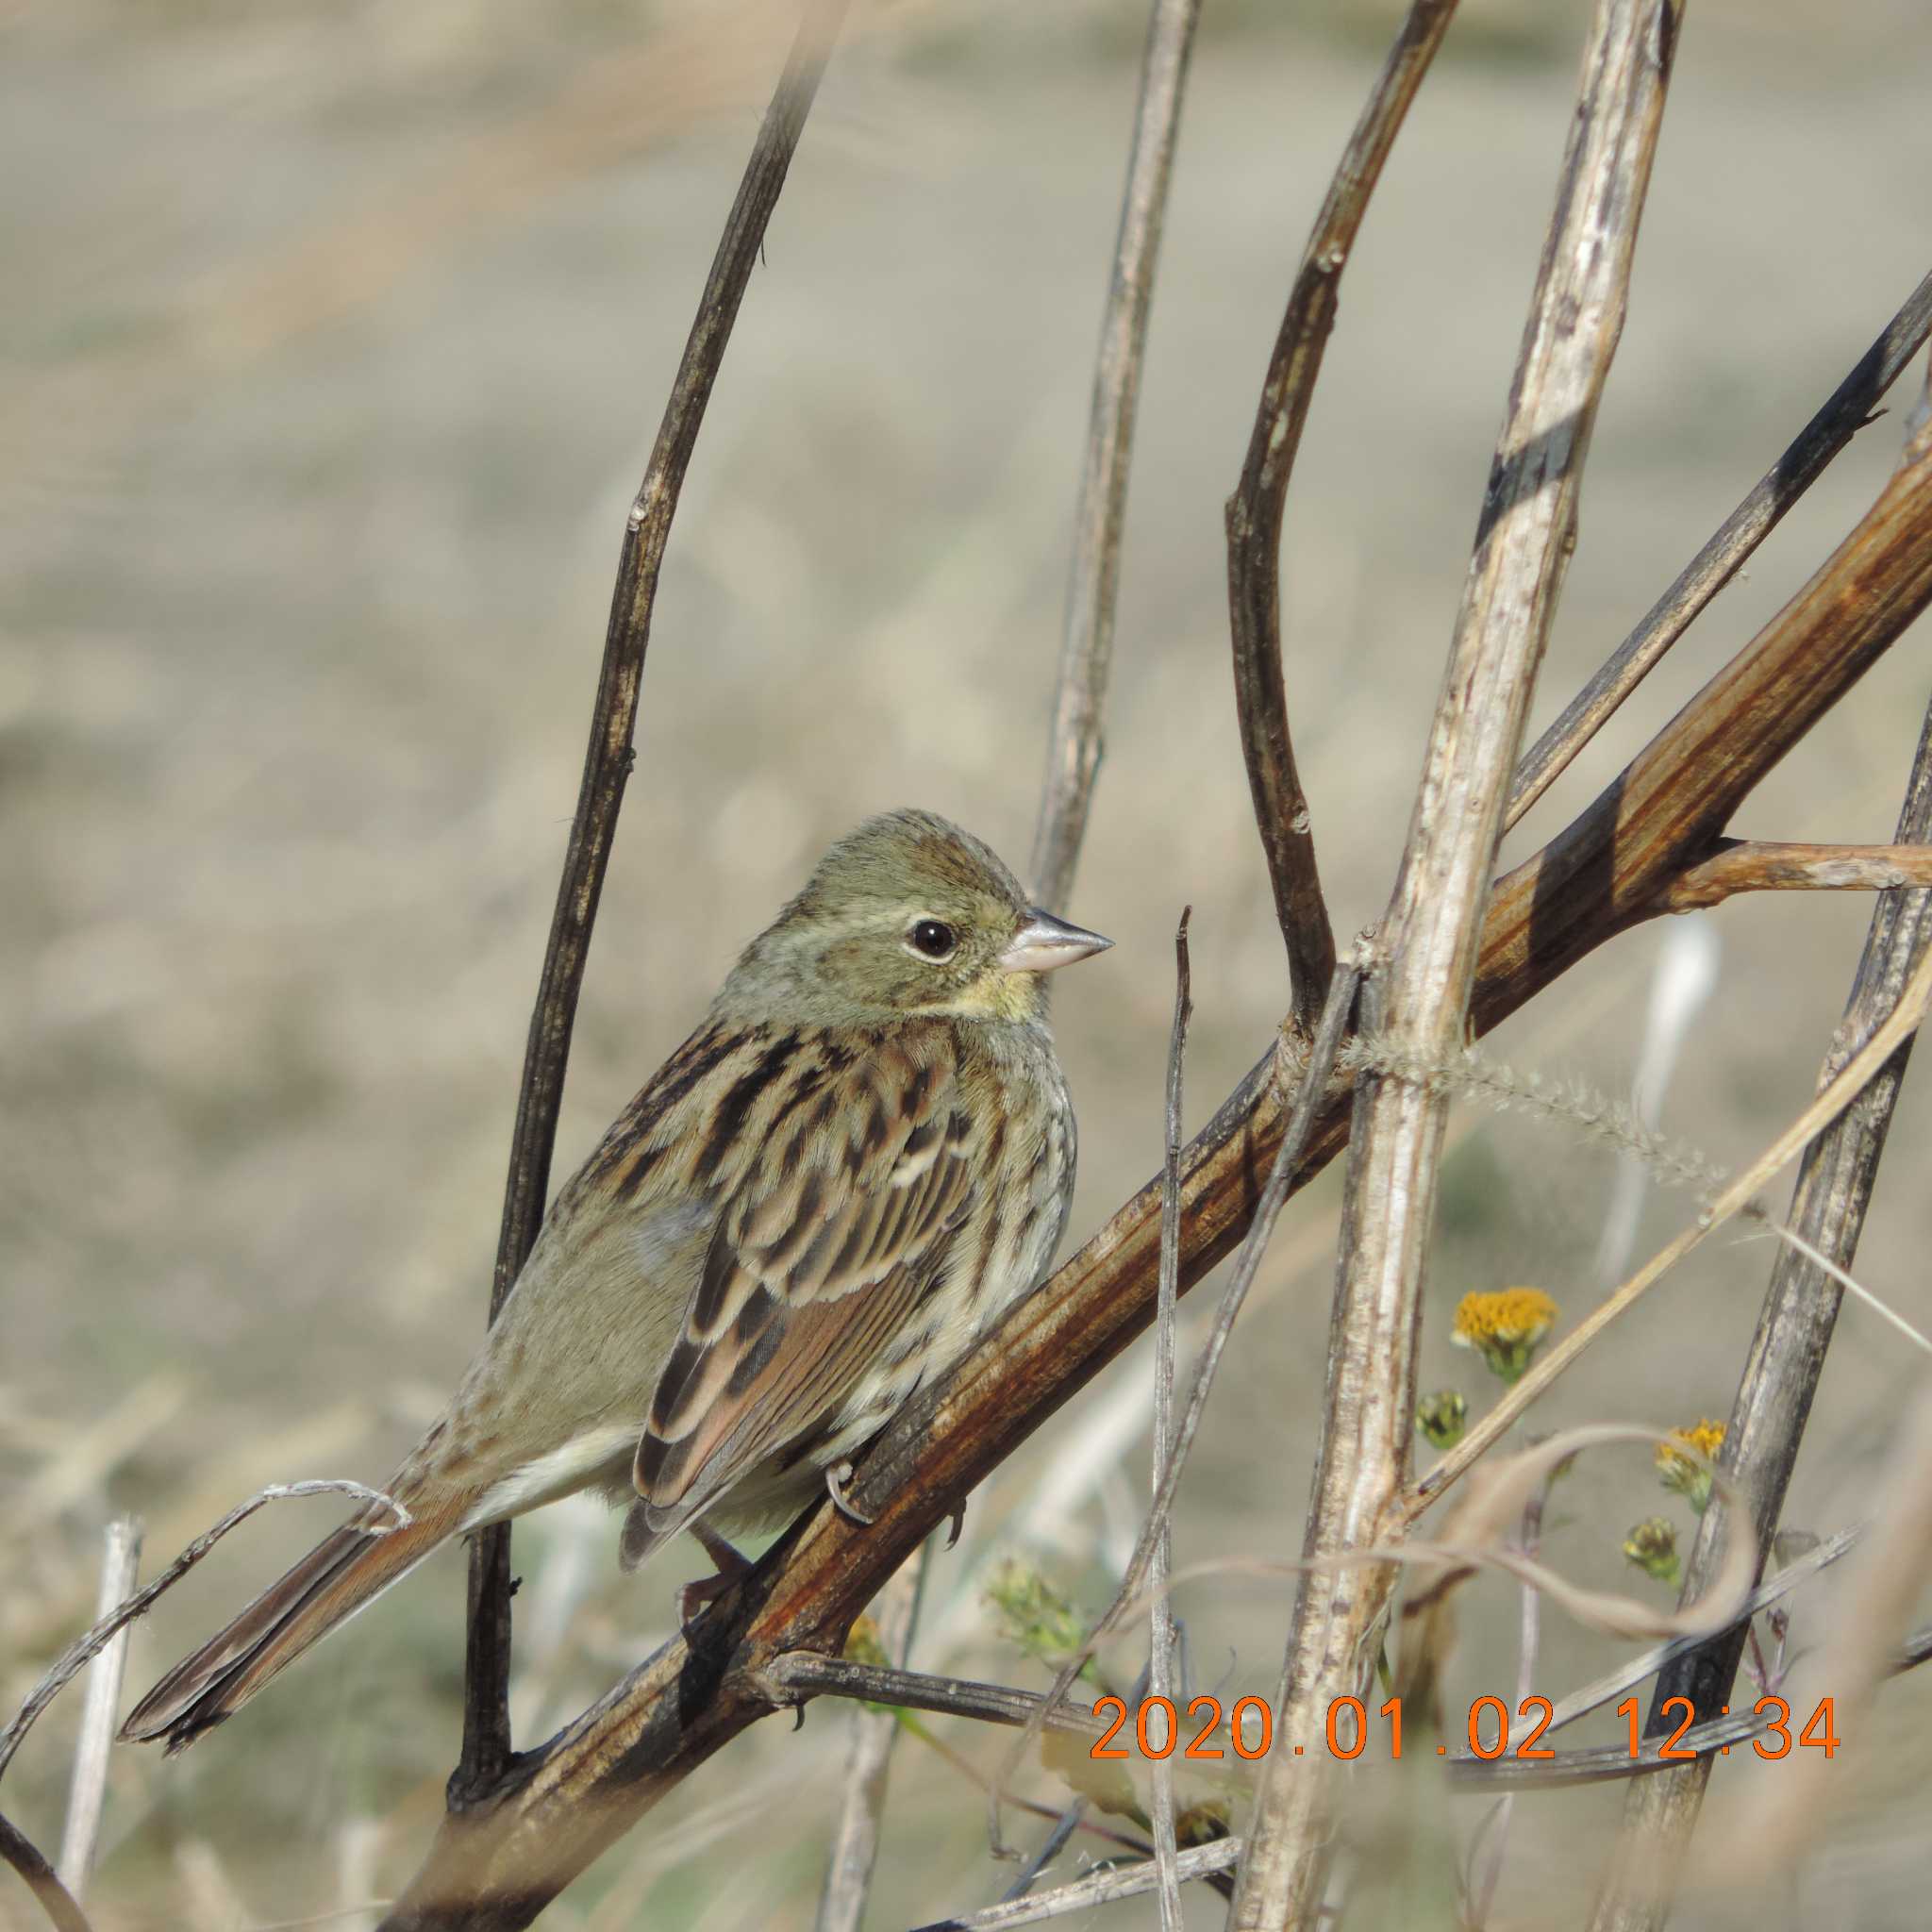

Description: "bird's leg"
824 1460 876 1525
676 1522 754 1630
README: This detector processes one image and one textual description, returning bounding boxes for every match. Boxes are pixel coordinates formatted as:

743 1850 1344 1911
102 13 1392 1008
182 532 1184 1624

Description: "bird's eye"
907 919 958 961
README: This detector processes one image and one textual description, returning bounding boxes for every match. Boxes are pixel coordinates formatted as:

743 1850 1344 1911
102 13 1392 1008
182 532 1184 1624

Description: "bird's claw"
945 1500 967 1550
825 1460 876 1525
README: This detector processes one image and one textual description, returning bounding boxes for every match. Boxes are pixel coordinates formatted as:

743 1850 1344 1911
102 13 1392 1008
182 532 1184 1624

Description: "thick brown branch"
454 0 849 1803
1647 840 1932 913
1476 404 1932 1028
1029 0 1200 913
379 265 1932 1932
1226 0 1457 1028
1507 263 1932 828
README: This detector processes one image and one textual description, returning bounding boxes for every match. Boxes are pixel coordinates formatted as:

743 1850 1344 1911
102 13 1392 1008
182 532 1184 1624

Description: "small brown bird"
120 809 1109 1751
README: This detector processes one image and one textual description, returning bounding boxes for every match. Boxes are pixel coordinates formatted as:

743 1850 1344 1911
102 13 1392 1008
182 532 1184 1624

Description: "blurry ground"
6 0 1932 1925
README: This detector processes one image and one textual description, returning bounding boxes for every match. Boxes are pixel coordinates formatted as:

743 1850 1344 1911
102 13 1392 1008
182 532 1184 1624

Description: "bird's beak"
997 908 1114 975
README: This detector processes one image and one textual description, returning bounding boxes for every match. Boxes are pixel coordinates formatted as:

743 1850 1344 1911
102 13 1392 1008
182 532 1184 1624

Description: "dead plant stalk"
1230 4 1686 1924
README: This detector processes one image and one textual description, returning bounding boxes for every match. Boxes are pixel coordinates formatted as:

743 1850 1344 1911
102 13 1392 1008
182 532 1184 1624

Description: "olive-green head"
719 808 1111 1025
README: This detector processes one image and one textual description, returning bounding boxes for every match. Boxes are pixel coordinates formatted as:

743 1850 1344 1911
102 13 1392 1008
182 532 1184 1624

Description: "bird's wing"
631 1026 976 1539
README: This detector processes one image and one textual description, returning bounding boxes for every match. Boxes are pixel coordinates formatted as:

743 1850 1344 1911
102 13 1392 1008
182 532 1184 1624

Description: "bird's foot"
676 1524 753 1630
945 1498 967 1550
825 1459 876 1525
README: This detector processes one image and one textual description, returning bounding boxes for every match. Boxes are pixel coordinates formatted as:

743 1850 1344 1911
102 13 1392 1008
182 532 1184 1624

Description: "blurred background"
7 0 1932 1924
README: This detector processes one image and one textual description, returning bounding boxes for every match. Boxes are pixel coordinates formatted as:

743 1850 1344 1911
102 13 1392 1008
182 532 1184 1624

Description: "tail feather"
119 1503 453 1753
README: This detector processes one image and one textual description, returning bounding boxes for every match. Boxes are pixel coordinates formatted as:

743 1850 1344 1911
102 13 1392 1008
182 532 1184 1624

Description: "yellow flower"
1415 1389 1469 1451
1449 1287 1559 1383
1623 1516 1681 1588
1657 1418 1725 1513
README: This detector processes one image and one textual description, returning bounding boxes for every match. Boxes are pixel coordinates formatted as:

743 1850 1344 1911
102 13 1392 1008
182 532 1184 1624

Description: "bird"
119 808 1110 1752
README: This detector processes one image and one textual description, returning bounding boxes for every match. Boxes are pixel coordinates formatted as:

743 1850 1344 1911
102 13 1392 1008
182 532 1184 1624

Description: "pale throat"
941 971 1046 1024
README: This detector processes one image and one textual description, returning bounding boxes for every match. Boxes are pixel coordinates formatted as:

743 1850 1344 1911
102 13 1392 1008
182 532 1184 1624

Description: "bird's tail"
118 1493 456 1754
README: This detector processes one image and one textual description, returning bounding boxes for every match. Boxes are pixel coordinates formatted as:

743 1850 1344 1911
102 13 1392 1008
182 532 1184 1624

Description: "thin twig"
2 1481 407 1785
0 1810 92 1932
811 1551 928 1932
1752 1220 1932 1356
57 1519 142 1897
1233 7 1686 1924
1406 938 1932 1523
989 960 1361 1849
990 1656 1148 1908
452 0 851 1805
761 1655 1107 1741
1226 0 1457 1028
998 1800 1089 1907
1507 263 1932 826
1461 1608 1932 1786
1467 1474 1550 1925
899 1722 1160 1864
1589 685 1932 1931
1148 910 1192 1932
915 1840 1243 1932
1029 0 1200 912
1647 839 1932 913
1540 1523 1860 1738
808 1667 1167 1873
1449 1706 1775 1792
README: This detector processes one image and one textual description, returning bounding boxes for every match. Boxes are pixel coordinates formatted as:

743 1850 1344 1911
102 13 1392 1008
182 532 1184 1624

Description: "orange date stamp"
1089 1693 1840 1763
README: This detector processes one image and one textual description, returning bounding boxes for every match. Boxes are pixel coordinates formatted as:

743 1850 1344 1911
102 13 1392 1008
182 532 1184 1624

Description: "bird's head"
721 808 1111 1025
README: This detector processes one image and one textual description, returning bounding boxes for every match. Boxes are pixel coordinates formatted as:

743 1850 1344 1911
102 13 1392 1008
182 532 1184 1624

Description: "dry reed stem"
811 1551 927 1932
56 1520 142 1898
1029 0 1201 914
1149 911 1193 1932
1231 5 1685 1924
1586 677 1932 1929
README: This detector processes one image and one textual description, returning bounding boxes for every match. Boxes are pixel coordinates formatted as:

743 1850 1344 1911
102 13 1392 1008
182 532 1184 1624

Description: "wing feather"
632 1027 975 1536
